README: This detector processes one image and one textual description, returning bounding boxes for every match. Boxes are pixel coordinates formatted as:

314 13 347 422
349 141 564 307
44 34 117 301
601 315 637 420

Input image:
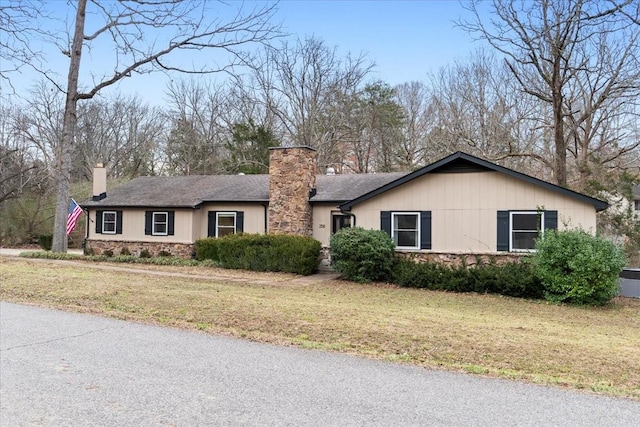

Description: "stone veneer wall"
268 146 317 236
320 247 527 269
86 240 194 258
395 251 527 267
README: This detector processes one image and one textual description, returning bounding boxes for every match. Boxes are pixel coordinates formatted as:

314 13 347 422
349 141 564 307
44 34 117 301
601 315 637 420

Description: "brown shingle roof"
311 173 405 202
82 174 270 208
81 172 405 208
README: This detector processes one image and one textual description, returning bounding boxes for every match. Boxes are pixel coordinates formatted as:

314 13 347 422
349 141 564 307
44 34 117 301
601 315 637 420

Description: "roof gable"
339 152 609 212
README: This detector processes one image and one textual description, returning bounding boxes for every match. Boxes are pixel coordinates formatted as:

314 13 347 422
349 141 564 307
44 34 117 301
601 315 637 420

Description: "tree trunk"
551 43 567 188
52 0 87 252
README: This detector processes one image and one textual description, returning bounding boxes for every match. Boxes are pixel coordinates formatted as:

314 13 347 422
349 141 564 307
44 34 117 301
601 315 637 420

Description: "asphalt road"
1 302 638 426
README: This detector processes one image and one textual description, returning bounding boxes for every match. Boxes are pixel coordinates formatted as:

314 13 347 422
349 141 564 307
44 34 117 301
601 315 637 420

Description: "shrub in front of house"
330 227 396 283
196 234 321 275
194 237 221 262
534 229 626 305
390 257 544 299
38 234 53 251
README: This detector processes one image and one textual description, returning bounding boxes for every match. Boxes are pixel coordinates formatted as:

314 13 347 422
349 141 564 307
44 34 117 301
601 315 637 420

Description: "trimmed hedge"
195 233 321 275
390 257 544 299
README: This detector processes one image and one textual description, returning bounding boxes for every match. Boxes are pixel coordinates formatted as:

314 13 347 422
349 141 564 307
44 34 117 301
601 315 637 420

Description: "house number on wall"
319 224 326 228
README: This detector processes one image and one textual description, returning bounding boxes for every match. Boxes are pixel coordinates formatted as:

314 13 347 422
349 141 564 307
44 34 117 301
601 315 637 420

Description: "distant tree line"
1 0 638 252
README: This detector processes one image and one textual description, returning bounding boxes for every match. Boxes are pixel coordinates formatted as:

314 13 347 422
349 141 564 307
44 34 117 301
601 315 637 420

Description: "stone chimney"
268 146 317 236
92 163 107 201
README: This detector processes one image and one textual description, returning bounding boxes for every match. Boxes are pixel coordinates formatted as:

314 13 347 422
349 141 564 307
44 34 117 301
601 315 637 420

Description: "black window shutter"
497 211 509 252
95 210 103 234
207 211 217 237
544 210 558 231
380 211 391 236
145 211 152 235
236 211 244 232
167 211 175 235
115 211 123 234
420 211 432 250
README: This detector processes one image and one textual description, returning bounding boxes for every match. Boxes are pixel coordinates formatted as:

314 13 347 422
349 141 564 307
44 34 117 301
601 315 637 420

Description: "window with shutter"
497 210 558 252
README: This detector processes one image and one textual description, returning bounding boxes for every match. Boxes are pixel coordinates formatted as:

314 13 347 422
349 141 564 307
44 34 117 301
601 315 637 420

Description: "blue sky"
277 0 481 85
7 1 485 105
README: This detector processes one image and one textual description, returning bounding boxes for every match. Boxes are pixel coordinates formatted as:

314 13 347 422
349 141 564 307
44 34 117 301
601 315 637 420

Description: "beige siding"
88 203 267 244
194 203 267 240
87 209 194 243
312 204 343 246
352 171 597 253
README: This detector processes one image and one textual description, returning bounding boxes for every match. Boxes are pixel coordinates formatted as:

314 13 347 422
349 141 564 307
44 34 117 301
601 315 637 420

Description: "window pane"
218 215 235 227
512 213 540 230
395 214 417 229
396 230 417 247
218 227 234 237
512 231 538 250
154 223 167 234
103 212 116 233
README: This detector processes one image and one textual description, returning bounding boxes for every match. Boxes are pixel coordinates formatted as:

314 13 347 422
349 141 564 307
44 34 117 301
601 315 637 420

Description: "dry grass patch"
1 257 639 399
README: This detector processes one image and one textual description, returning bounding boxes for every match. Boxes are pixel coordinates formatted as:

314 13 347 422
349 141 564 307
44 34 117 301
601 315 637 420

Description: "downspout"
83 208 90 255
339 208 356 227
261 202 268 234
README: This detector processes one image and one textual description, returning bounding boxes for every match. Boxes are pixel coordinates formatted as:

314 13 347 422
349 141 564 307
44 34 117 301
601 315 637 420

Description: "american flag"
66 198 83 235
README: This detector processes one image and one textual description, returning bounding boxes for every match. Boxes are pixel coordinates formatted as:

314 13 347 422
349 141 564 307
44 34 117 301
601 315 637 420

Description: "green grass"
1 256 639 400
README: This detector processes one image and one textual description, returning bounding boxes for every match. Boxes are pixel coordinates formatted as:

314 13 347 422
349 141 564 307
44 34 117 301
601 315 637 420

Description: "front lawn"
1 257 638 399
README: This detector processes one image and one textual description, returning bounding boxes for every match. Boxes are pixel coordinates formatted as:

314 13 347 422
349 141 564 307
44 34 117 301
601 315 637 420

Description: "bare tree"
42 0 278 252
462 0 640 187
250 37 374 168
428 50 552 177
75 95 165 180
393 81 434 169
11 81 64 173
163 79 229 175
0 0 54 92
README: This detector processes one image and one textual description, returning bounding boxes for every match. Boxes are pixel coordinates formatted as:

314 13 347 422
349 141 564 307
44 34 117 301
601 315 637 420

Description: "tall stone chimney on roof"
268 146 317 236
92 163 107 201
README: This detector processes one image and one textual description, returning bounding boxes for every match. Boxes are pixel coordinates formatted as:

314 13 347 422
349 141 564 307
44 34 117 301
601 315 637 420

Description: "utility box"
619 269 640 298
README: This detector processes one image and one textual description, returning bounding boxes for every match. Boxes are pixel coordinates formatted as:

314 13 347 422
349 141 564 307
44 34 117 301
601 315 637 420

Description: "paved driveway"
1 302 638 426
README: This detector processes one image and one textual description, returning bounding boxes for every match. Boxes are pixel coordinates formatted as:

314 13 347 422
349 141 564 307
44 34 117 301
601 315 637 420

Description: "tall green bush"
534 229 626 305
330 227 395 283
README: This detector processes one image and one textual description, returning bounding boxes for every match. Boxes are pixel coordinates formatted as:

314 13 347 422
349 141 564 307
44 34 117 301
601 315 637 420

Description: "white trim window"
216 212 236 237
102 211 117 234
152 212 169 236
510 211 543 251
392 212 420 250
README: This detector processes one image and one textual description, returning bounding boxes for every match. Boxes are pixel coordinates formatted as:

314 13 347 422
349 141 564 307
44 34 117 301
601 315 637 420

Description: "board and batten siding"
351 171 597 253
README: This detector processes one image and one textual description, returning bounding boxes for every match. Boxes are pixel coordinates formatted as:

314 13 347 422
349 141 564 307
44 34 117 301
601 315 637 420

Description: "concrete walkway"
0 248 83 256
